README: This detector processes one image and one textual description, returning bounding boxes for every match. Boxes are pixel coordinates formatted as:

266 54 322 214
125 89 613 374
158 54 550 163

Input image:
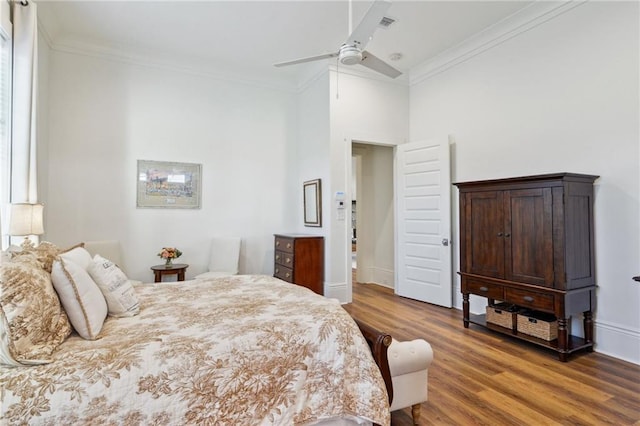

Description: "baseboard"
371 267 394 288
353 266 394 289
594 320 640 365
325 281 348 303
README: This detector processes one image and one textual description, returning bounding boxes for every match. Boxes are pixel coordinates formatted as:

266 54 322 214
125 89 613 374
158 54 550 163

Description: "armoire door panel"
504 188 554 286
564 183 596 289
465 191 504 278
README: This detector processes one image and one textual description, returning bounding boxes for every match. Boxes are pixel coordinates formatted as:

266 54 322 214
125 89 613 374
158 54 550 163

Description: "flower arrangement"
158 247 182 266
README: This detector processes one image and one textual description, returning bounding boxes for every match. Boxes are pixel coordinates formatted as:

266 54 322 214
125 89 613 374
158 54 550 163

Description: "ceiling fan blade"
274 52 339 67
345 0 391 50
360 50 402 78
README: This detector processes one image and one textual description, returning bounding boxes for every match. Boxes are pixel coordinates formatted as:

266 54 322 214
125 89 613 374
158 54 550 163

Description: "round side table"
151 263 189 283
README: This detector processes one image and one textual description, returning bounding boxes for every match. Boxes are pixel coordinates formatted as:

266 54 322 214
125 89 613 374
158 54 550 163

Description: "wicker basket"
486 303 517 330
517 310 558 341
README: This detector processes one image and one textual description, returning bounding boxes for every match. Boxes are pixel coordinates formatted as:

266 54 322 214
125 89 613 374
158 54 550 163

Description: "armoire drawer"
463 279 504 300
505 288 554 312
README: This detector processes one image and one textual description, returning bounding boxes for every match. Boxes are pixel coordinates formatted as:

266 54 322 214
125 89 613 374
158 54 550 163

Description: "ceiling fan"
274 0 401 79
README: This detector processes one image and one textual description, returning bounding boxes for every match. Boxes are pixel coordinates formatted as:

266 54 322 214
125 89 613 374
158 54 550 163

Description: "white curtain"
11 0 38 204
0 0 11 249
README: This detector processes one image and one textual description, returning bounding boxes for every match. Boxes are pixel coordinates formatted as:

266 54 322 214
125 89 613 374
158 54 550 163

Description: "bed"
0 273 390 425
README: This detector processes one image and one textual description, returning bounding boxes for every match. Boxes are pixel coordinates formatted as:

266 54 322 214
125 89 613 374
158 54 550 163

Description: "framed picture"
303 179 322 227
137 160 202 209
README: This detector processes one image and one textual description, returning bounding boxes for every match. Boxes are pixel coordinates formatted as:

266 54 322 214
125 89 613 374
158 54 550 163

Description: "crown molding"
43 34 406 96
409 0 587 86
44 36 300 94
296 66 330 94
37 18 54 49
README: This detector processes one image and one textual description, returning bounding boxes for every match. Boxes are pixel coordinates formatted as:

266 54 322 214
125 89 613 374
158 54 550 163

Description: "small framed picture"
303 179 322 227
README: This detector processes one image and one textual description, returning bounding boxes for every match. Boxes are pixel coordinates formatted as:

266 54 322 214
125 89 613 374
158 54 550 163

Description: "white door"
395 139 452 307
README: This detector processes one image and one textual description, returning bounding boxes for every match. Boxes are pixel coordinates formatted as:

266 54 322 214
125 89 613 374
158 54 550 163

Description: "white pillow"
88 254 140 317
51 258 108 340
60 246 93 271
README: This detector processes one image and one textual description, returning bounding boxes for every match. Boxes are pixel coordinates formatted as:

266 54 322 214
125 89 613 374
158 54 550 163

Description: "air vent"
378 16 396 28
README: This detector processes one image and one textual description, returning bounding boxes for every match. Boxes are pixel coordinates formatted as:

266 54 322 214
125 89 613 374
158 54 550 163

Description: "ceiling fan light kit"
339 45 363 65
274 0 402 79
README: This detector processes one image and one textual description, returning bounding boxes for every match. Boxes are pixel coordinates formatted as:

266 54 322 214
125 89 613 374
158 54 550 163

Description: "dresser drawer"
275 237 294 254
274 251 294 267
505 288 554 312
274 265 294 283
463 278 504 299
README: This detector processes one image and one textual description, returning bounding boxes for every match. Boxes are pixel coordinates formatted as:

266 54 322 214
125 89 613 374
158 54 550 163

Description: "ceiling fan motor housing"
339 45 363 65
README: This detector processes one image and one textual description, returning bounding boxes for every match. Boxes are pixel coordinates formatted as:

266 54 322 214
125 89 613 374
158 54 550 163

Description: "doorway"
349 138 453 307
351 142 395 288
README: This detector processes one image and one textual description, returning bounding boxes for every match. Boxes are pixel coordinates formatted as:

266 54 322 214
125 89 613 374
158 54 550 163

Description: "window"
0 3 11 250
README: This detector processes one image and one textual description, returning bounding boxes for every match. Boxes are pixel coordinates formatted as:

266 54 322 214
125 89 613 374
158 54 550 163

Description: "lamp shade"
8 203 44 236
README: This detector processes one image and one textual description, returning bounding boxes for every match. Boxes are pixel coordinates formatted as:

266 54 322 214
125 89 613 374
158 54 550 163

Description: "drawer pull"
276 241 280 247
275 254 280 261
275 268 279 274
285 272 291 278
523 296 534 303
285 257 291 264
497 232 503 237
286 243 292 249
479 286 489 292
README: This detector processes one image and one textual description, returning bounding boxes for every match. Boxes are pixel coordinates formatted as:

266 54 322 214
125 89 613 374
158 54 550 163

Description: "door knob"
442 238 449 246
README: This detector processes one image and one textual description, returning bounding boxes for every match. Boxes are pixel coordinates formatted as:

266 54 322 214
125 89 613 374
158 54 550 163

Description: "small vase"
165 258 173 267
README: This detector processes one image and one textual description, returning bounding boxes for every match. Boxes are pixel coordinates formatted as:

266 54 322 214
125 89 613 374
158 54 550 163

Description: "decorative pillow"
51 258 108 340
0 255 72 366
60 246 93 271
88 255 140 317
13 241 84 273
10 241 62 272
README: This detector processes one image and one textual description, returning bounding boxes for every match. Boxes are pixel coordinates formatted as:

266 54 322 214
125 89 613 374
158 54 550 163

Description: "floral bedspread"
0 275 390 425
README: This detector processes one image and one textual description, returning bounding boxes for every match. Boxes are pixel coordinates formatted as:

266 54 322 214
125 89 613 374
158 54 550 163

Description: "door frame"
346 136 398 303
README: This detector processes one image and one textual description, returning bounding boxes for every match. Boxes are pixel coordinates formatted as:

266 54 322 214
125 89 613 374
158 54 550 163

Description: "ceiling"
36 0 535 88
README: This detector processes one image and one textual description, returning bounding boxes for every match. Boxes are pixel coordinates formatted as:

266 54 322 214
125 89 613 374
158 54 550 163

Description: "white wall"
44 50 298 282
297 75 330 194
410 2 639 363
295 73 331 290
370 145 394 286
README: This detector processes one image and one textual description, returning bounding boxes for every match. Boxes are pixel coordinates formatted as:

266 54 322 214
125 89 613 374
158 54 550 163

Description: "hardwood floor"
343 279 640 426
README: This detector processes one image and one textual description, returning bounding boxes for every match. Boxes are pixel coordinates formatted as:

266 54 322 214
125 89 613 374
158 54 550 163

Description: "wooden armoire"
454 173 598 361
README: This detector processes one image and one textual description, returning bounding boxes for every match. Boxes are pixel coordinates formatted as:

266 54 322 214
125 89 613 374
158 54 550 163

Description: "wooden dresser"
454 173 598 361
274 234 324 295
